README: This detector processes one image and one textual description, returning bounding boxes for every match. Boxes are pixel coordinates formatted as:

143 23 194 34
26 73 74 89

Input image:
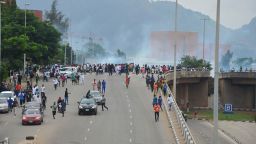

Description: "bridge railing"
165 85 196 144
0 138 9 144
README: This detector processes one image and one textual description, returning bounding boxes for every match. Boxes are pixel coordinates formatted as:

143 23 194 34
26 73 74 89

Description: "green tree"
178 55 212 70
1 3 63 80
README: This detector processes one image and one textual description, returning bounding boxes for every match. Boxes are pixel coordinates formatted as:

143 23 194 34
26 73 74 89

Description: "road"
187 119 237 144
0 73 175 144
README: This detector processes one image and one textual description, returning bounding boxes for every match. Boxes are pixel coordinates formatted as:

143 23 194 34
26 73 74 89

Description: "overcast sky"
17 0 256 29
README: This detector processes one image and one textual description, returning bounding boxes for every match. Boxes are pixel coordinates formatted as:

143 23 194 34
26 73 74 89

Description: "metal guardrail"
0 138 9 144
161 92 181 144
165 85 196 144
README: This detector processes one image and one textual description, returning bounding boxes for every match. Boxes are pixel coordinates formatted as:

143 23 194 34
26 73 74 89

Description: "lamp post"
0 1 6 82
173 0 178 99
213 0 221 144
201 18 209 62
24 2 30 75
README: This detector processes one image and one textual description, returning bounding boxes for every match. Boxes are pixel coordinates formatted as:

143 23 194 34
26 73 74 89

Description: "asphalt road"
187 119 237 144
0 73 175 144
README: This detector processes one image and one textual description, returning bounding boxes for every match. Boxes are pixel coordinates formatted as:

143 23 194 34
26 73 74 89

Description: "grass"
186 109 256 121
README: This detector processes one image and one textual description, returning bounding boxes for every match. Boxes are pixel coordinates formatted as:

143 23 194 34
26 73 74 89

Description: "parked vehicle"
0 91 16 100
0 98 8 113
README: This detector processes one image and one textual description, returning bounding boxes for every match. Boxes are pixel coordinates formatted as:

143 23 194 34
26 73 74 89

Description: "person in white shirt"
41 84 46 96
53 78 58 90
167 94 174 111
80 73 85 85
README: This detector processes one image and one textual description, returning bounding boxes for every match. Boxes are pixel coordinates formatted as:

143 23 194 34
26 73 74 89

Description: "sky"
17 0 256 29
158 0 256 29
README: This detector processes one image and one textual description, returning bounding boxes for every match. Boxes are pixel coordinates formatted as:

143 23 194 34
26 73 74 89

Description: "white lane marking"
129 109 132 113
84 137 87 141
87 128 90 132
129 115 133 119
130 129 133 134
90 120 93 124
128 104 130 107
130 122 133 126
129 138 132 143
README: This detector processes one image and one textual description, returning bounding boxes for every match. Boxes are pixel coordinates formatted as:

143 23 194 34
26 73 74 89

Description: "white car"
0 91 16 101
0 98 9 113
59 67 77 78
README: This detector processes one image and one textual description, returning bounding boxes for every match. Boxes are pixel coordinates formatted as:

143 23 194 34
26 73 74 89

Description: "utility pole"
213 0 221 144
173 0 178 99
201 18 209 62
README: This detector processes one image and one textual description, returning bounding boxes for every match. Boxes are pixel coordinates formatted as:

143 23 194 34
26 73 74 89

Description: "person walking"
102 80 106 94
60 100 66 117
92 79 96 90
152 95 158 107
167 94 174 111
50 102 57 119
53 78 58 90
18 91 25 106
101 95 108 111
42 93 47 110
158 95 163 111
7 97 13 112
40 84 46 97
153 103 160 122
97 80 101 92
12 98 18 116
64 88 71 105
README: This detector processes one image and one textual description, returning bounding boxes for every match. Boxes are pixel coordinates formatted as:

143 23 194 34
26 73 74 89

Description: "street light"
213 0 221 144
0 1 6 82
24 2 30 75
173 0 178 99
201 18 209 62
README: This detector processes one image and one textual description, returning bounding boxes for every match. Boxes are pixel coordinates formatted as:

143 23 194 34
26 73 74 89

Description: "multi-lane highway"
0 73 175 144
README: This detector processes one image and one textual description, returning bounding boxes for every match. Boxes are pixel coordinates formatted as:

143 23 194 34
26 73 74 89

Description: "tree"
233 57 255 68
84 42 107 59
1 3 63 80
220 50 233 71
178 55 212 70
116 49 126 58
45 0 69 38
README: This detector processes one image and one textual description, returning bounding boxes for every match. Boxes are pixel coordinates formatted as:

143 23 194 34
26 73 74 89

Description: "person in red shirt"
153 104 160 122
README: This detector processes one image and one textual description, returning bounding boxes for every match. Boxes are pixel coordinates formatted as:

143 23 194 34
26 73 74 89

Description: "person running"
102 80 106 94
97 80 101 92
101 95 109 111
167 94 174 111
64 88 71 105
50 102 57 119
153 103 160 122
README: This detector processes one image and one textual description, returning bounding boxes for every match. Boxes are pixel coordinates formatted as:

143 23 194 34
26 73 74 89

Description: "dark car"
22 109 43 125
78 98 97 115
